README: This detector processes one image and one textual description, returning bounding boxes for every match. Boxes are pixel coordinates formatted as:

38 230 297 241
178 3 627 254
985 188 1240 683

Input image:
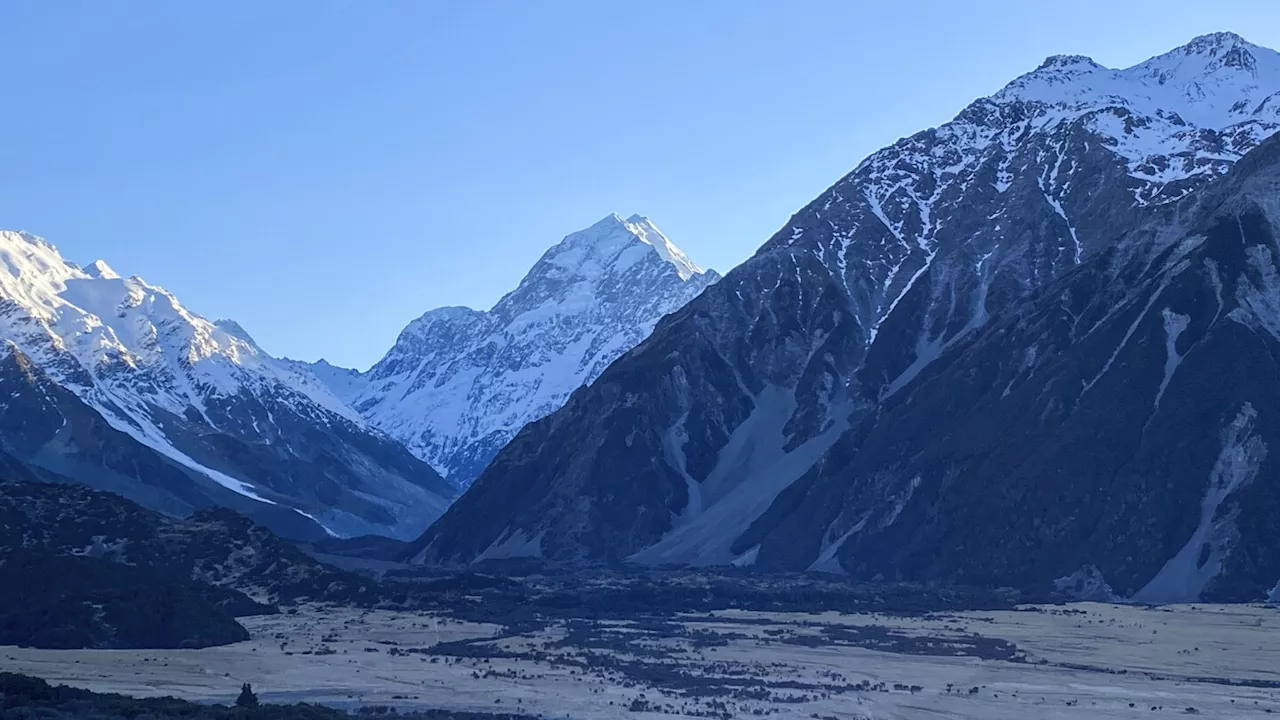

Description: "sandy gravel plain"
3 602 1279 719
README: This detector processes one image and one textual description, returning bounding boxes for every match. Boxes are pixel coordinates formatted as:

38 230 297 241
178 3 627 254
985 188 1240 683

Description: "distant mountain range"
409 32 1280 602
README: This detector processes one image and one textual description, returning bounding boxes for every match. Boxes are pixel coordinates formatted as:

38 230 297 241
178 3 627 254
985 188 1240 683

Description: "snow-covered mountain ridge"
0 231 357 425
0 229 454 540
307 213 718 486
774 31 1280 357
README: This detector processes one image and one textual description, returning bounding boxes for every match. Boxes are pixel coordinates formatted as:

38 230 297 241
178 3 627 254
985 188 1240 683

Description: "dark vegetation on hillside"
0 551 250 649
0 480 385 649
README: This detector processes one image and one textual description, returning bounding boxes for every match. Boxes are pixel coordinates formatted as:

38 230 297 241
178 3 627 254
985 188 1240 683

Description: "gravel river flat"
3 602 1279 719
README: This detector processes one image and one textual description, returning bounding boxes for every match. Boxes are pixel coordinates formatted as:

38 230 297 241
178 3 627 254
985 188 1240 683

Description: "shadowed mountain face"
740 133 1280 602
410 33 1280 601
0 232 454 541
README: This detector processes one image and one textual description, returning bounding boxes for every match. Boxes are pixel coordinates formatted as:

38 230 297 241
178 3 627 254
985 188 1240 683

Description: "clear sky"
3 1 1279 369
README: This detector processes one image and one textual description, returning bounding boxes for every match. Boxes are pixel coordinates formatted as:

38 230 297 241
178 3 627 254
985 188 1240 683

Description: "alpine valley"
411 32 1280 602
6 31 1280 608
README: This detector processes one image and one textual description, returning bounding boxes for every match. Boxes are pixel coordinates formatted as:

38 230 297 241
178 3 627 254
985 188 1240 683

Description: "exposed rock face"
0 233 454 540
410 33 1280 601
314 214 718 487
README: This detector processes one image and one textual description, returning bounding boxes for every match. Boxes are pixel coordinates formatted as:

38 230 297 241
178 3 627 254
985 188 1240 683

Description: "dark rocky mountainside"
0 480 387 626
409 33 1280 602
739 132 1280 602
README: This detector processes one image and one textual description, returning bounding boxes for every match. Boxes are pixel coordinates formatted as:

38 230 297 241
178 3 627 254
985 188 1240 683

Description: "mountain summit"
615 214 706 280
305 214 718 486
1002 31 1280 131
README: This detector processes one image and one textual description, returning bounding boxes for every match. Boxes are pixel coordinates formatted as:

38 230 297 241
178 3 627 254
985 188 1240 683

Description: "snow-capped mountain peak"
0 229 455 539
623 214 705 281
769 33 1280 357
213 319 260 347
326 214 718 486
1173 31 1260 68
998 32 1280 130
0 229 359 418
84 259 120 280
534 213 707 284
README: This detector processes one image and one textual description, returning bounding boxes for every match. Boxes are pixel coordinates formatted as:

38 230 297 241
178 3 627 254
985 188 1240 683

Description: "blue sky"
3 1 1279 369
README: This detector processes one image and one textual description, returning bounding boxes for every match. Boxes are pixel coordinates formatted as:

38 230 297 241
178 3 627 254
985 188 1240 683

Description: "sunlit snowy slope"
0 231 454 539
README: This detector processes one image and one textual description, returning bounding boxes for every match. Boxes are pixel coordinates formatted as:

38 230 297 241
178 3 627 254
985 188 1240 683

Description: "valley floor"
2 603 1279 719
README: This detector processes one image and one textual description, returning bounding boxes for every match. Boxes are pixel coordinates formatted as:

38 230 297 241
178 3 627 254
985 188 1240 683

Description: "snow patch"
662 367 702 521
1154 308 1190 409
1082 267 1181 395
1040 182 1083 264
869 249 936 347
1229 244 1280 339
881 474 923 529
